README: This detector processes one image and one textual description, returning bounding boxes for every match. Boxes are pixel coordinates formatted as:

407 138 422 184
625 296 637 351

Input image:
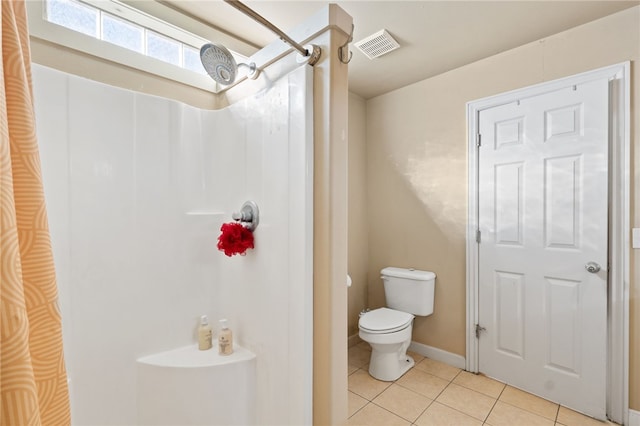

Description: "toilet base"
369 352 415 382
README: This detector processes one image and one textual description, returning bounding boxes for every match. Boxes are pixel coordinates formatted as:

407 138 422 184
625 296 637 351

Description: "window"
26 0 254 92
47 0 98 38
44 0 208 75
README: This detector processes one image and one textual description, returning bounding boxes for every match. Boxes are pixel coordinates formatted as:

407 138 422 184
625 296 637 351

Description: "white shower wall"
33 64 313 425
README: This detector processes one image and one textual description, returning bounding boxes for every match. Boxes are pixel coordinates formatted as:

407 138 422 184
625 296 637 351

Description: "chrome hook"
338 24 354 64
231 201 260 231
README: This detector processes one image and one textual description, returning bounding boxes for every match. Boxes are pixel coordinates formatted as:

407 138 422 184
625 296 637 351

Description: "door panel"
478 78 608 419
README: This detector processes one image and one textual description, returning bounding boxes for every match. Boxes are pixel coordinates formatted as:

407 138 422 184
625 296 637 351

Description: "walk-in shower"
31 0 355 423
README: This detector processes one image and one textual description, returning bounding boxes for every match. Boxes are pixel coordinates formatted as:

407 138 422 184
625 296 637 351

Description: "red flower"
217 222 255 256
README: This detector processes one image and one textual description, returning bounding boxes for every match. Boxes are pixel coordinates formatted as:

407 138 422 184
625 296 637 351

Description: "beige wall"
348 92 369 338
365 6 640 410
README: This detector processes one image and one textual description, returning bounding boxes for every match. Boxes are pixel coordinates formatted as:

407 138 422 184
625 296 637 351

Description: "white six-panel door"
477 78 609 419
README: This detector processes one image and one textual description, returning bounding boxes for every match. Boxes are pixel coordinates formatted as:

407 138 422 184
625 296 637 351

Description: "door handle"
585 262 601 273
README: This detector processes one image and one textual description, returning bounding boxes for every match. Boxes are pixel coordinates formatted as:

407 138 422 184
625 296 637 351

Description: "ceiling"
165 1 638 99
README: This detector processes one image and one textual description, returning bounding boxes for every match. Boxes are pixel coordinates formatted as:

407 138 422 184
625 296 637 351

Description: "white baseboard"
629 409 640 426
408 341 466 369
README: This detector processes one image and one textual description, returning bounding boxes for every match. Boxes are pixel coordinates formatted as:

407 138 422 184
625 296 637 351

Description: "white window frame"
26 0 256 93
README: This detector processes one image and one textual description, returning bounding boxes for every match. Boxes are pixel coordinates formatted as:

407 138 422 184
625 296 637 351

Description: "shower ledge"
136 344 257 425
137 344 255 367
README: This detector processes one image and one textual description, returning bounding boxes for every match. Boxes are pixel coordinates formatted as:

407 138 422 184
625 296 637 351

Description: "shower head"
200 43 258 85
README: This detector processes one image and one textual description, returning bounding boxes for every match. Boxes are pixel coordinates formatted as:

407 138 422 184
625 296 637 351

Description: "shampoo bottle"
198 315 213 350
218 319 233 355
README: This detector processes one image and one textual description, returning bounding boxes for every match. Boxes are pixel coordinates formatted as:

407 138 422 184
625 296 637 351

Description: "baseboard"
629 409 640 426
348 333 362 348
408 341 466 369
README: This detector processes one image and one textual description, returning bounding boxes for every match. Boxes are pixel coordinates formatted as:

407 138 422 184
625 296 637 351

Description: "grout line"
483 384 507 423
450 369 463 381
348 399 369 420
413 398 435 424
497 399 559 423
429 399 489 424
369 400 417 424
435 381 497 423
554 403 560 422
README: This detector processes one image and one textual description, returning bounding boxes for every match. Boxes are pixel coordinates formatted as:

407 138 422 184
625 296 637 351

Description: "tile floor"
348 342 617 426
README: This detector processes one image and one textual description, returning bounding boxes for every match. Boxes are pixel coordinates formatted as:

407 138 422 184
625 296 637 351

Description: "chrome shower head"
200 43 259 85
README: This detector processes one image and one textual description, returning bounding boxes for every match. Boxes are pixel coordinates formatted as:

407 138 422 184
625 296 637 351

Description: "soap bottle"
198 315 213 350
218 319 233 355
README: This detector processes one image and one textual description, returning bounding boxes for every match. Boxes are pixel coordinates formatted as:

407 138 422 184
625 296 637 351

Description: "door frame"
466 62 630 424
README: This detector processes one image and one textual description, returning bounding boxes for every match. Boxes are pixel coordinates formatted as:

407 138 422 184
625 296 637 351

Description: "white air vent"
354 29 400 60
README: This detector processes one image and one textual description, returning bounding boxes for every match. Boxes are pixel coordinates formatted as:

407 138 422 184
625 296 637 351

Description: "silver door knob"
585 262 601 273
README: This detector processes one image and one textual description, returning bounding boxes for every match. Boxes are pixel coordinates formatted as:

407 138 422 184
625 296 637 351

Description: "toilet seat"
359 308 414 334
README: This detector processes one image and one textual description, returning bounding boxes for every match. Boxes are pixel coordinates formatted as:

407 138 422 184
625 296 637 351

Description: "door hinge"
476 134 482 147
476 229 481 243
475 324 486 339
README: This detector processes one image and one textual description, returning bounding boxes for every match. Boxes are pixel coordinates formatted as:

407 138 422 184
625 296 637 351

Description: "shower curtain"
0 1 70 424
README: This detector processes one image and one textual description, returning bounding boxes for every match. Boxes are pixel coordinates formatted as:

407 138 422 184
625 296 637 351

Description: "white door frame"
466 62 630 424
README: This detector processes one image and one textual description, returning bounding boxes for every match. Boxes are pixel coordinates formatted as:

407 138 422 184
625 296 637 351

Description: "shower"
200 0 321 86
200 43 259 85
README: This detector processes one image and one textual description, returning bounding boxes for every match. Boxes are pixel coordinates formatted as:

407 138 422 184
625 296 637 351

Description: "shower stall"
31 4 352 424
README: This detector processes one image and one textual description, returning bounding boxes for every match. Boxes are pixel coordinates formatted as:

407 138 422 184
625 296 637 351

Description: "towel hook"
231 201 259 231
338 24 354 64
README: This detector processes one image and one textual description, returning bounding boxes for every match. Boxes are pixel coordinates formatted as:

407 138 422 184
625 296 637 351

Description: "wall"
365 5 640 410
348 92 368 339
34 64 313 425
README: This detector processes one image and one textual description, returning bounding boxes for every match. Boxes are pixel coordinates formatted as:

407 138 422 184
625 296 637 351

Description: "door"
477 78 609 419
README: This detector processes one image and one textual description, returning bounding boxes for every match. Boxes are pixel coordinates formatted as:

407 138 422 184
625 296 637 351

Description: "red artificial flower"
217 222 255 256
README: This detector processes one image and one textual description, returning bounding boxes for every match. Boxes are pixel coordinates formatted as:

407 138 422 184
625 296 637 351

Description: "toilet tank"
382 267 436 316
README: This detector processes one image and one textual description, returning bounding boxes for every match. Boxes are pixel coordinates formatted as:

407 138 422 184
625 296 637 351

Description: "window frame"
27 0 255 93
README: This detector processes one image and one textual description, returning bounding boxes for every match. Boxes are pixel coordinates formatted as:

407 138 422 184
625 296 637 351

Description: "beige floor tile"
414 357 461 381
486 401 555 426
372 384 432 422
556 406 617 426
452 371 505 398
348 364 359 375
407 350 425 363
435 383 496 421
348 391 368 418
414 401 483 426
348 345 372 368
499 386 558 420
356 341 372 352
347 402 411 426
348 336 363 348
396 368 450 399
348 369 392 400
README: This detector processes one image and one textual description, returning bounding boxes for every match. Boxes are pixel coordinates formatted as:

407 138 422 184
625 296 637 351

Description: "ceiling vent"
354 29 400 60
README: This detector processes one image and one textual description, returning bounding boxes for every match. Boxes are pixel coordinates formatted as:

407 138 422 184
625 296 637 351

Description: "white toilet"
358 267 436 381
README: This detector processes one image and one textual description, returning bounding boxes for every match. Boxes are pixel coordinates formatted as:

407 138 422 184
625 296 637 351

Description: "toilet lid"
359 308 414 333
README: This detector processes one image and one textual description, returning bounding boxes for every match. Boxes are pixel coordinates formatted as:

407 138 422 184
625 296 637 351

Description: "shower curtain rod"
223 0 321 65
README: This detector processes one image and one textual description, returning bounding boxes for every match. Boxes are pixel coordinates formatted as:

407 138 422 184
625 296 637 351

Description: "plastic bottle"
198 315 213 350
218 319 233 355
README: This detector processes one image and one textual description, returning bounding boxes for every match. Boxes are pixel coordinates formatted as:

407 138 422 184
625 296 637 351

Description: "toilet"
358 267 436 381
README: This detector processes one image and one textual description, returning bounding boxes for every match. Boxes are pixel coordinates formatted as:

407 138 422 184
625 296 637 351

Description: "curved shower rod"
223 0 321 66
